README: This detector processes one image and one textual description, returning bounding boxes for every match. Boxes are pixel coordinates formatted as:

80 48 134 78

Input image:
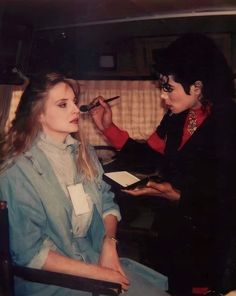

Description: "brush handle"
80 96 120 112
92 96 120 108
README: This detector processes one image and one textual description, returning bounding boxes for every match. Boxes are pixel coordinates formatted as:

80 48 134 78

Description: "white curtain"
79 80 164 145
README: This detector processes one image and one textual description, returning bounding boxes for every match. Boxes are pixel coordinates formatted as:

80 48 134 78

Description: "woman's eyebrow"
55 98 68 103
56 96 78 102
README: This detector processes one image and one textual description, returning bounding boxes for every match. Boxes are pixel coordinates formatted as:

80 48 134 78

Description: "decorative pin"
187 110 197 135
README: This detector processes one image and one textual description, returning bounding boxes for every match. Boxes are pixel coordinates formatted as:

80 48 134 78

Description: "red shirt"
104 107 210 153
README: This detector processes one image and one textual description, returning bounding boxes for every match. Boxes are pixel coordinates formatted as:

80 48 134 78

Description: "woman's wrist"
103 235 119 245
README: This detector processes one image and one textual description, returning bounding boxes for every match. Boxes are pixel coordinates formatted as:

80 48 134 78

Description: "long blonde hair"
0 72 98 180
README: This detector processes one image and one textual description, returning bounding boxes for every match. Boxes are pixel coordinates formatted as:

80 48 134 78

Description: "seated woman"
91 33 236 295
0 72 168 296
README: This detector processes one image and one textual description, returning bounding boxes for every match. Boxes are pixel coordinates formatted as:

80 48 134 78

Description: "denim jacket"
0 143 170 296
0 142 120 267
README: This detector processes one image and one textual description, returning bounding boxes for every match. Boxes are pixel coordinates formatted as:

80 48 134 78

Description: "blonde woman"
0 72 168 296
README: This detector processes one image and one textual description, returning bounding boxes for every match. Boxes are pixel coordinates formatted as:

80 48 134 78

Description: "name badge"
67 183 90 216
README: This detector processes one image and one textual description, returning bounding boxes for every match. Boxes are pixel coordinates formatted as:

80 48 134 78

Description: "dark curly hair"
153 33 234 106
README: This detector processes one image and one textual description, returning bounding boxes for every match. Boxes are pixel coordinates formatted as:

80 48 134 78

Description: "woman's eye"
58 103 67 108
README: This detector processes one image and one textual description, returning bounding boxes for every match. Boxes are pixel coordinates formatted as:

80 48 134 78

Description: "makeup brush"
79 96 120 113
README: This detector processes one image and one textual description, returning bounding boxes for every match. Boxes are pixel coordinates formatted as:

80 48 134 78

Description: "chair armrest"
13 266 121 295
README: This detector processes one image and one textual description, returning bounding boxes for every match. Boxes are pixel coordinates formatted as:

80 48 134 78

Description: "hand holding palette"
104 171 162 190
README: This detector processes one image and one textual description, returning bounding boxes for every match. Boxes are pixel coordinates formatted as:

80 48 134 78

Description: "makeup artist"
90 33 236 295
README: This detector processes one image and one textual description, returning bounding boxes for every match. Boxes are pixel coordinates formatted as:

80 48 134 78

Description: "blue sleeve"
0 170 48 266
88 146 121 219
99 177 121 221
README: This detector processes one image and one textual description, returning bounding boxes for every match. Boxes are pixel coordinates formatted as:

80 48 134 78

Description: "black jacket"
107 100 236 291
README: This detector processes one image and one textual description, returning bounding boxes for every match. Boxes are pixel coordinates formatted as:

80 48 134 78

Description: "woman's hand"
123 181 180 201
90 96 113 132
99 266 130 292
98 236 129 291
43 249 129 291
99 236 127 278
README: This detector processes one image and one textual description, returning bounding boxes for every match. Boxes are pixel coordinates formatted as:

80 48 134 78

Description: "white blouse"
37 133 93 238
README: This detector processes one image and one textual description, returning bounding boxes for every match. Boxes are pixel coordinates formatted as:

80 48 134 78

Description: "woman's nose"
73 103 80 114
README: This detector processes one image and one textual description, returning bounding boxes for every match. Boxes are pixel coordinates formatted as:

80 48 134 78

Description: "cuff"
103 123 129 150
27 238 57 269
147 132 165 154
103 209 121 222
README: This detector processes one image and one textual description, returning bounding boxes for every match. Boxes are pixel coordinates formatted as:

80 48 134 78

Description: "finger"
98 98 107 106
121 284 129 292
98 98 111 109
123 185 165 196
121 278 130 291
91 96 101 105
122 187 157 196
121 285 129 292
90 107 103 115
117 264 128 278
147 181 166 192
123 275 130 284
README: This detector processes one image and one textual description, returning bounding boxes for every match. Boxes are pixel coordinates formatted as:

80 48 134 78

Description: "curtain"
79 80 165 145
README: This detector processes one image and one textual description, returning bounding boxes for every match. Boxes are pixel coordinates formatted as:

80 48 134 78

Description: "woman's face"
160 75 202 114
39 82 79 142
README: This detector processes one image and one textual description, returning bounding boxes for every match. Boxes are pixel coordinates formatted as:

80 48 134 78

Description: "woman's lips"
70 119 79 124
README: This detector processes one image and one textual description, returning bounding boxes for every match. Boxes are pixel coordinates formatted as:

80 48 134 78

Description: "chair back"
0 200 14 296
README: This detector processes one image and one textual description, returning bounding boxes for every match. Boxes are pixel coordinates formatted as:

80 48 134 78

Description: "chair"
0 200 121 296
